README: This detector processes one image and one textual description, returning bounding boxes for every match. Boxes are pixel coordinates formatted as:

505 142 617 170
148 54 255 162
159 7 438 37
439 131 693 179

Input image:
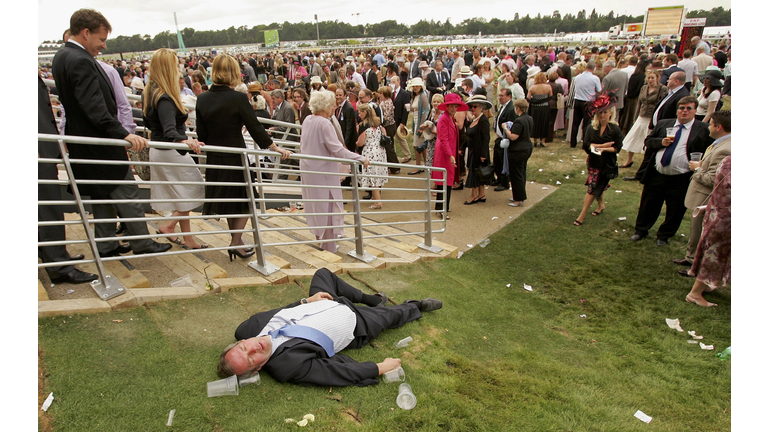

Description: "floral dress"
359 126 389 188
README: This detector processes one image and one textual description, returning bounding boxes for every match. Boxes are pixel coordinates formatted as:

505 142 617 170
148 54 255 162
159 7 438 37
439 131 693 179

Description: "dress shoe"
228 248 255 261
375 292 388 307
404 298 443 312
133 241 172 255
389 169 400 175
672 258 693 267
629 234 645 242
340 178 351 187
656 239 668 246
69 254 85 261
622 176 639 181
494 185 508 192
678 269 694 277
50 269 98 285
99 243 132 258
362 193 373 200
508 201 524 207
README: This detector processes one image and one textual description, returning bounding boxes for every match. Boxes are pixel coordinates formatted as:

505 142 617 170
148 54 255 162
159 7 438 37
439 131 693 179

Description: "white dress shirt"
655 119 694 175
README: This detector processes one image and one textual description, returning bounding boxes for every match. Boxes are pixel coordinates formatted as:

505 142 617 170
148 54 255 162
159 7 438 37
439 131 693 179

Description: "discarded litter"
542 187 549 190
559 159 564 162
506 284 511 288
681 234 685 237
297 418 309 427
166 409 175 427
112 319 123 323
666 318 684 332
531 181 535 184
618 217 627 221
538 168 543 172
457 251 464 258
699 342 715 350
581 170 585 175
66 289 75 295
396 336 413 348
716 346 731 360
580 315 587 318
285 419 296 423
41 393 54 411
491 216 499 220
565 175 570 179
687 340 699 344
615 190 622 193
556 181 562 185
572 155 577 158
467 244 473 248
523 284 533 291
304 414 315 422
479 239 490 248
170 274 194 287
688 331 704 340
239 373 261 387
634 410 653 423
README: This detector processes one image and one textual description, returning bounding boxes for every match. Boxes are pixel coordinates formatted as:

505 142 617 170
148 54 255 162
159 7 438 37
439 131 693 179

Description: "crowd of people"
39 8 731 306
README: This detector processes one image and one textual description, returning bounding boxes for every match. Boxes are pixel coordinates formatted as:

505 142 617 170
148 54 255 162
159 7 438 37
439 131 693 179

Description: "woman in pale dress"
355 103 388 209
554 69 569 132
620 70 668 167
421 93 443 168
407 78 431 174
480 59 496 114
143 48 206 249
300 90 369 252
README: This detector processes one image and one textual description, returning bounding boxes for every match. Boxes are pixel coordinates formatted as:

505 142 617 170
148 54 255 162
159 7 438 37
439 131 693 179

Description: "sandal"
591 209 604 216
184 244 210 250
573 220 583 226
156 229 183 245
369 204 382 209
685 295 718 308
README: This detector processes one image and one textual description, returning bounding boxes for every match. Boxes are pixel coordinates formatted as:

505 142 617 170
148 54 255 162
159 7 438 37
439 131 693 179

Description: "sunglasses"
677 106 695 111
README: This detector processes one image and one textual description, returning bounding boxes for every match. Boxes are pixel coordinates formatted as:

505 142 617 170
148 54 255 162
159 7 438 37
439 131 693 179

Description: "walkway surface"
37 165 556 316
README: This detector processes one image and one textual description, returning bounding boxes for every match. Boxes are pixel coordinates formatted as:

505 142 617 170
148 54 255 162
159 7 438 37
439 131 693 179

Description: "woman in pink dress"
685 156 731 307
431 93 468 220
300 90 369 252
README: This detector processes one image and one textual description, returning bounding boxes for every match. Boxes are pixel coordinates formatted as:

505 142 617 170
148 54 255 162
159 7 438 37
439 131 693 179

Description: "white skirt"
149 148 205 212
622 116 651 154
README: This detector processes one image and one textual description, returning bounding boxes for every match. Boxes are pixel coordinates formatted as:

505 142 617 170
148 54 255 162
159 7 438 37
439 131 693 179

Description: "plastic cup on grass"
396 382 417 409
207 375 239 397
381 366 405 383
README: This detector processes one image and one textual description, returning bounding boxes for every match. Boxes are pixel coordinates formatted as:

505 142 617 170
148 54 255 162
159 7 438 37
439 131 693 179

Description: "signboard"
624 23 643 34
643 6 685 36
683 18 707 27
264 30 280 48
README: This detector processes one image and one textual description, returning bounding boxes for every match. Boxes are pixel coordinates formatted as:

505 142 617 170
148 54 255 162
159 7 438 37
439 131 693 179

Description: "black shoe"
228 248 255 262
623 176 639 181
375 292 388 307
389 169 401 175
50 269 98 285
340 178 352 187
678 269 694 277
656 239 668 247
133 241 172 255
494 185 508 192
672 258 693 266
404 298 443 312
99 244 132 258
362 193 373 200
630 234 645 242
69 254 85 261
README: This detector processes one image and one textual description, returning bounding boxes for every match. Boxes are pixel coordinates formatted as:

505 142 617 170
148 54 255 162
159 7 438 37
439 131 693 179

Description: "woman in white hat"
432 93 469 219
407 77 431 174
421 93 443 169
463 95 492 204
308 75 324 94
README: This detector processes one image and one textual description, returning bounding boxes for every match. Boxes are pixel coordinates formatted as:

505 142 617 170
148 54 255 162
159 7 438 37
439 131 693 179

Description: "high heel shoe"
619 162 634 168
228 248 255 262
476 196 487 202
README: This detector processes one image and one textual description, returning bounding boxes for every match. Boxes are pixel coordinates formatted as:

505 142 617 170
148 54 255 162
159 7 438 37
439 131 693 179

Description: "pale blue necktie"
269 325 336 357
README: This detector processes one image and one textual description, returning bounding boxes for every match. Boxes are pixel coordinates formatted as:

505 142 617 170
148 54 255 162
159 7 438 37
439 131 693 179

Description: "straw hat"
407 77 425 90
247 82 262 93
396 124 410 139
421 120 435 140
437 92 469 112
345 55 354 62
458 65 472 76
309 76 323 85
466 94 492 110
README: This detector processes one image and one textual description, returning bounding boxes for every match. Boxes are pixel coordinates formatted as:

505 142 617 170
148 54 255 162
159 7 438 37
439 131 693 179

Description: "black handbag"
379 127 393 148
474 164 495 183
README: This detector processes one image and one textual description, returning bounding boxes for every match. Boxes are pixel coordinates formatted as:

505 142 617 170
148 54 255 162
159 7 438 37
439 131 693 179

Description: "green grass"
39 140 730 431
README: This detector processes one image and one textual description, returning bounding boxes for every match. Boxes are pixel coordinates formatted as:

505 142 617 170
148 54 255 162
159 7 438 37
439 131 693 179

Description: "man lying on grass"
217 268 442 386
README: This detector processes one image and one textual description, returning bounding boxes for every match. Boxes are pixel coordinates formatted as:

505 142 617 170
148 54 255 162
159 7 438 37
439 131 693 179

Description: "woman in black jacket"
463 95 492 204
574 90 623 226
500 99 534 207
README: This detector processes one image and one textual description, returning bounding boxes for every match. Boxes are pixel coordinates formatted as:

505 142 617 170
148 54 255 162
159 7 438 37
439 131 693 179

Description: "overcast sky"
38 0 732 45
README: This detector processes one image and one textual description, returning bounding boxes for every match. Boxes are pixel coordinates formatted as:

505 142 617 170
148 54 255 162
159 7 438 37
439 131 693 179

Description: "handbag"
604 160 619 179
474 164 495 183
379 127 393 148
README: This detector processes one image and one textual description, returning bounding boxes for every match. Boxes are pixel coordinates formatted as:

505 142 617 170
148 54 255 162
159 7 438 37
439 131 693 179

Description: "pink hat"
437 92 468 112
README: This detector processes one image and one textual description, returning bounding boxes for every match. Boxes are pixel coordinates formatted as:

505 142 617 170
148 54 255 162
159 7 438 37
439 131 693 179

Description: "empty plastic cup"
207 375 239 397
396 383 417 410
381 366 405 383
690 152 703 162
238 373 261 387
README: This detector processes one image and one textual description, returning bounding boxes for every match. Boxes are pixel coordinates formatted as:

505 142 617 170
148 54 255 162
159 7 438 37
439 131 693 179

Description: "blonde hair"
591 106 618 129
143 48 187 115
357 103 381 128
534 72 547 85
211 55 241 87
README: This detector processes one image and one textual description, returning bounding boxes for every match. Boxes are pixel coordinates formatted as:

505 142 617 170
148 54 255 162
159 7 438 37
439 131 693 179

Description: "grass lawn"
39 134 731 430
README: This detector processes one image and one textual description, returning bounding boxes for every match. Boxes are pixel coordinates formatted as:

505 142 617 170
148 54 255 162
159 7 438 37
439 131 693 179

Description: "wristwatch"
300 298 307 304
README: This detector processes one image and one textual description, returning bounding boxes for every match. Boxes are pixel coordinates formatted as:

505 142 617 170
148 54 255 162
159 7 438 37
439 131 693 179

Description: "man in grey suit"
601 60 628 117
673 110 731 272
268 90 299 179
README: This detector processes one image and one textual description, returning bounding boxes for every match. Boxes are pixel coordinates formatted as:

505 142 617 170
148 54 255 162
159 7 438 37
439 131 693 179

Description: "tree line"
40 7 730 54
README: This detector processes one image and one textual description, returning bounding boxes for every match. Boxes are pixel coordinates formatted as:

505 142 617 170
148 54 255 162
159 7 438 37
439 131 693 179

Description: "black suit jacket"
660 65 684 86
493 101 517 144
640 119 713 185
39 77 61 181
649 86 689 129
52 41 131 198
425 70 449 95
651 43 674 54
518 64 530 94
336 100 357 151
234 298 379 387
392 88 411 127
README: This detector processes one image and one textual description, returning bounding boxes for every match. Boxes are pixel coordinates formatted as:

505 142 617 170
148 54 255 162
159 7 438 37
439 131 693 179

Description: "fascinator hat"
586 89 619 118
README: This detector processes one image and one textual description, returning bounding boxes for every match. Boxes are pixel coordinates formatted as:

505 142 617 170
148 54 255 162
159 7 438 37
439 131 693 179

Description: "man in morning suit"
673 110 731 272
630 96 713 246
425 60 450 102
38 76 98 285
650 37 674 55
217 268 442 386
624 71 689 181
365 61 380 93
492 88 517 191
52 8 170 258
334 88 357 153
391 76 412 163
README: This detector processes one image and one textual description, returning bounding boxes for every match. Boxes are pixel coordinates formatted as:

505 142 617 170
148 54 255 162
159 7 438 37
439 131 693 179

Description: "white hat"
527 66 542 78
459 65 472 76
419 61 429 68
407 77 425 90
309 76 323 85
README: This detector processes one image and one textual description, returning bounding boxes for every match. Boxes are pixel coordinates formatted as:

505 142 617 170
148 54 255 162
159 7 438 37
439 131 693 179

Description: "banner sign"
264 30 280 48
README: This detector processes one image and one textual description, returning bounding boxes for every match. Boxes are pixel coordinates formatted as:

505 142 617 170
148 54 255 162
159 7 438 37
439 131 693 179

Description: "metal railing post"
347 161 375 263
418 167 443 254
56 139 127 300
241 153 280 276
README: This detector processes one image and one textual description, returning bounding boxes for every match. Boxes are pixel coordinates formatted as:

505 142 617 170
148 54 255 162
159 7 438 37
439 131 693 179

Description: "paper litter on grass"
666 318 684 332
539 168 543 172
166 409 176 427
523 284 532 291
688 331 704 340
634 410 653 423
687 340 699 344
700 342 715 350
297 418 309 427
41 393 54 411
615 190 622 193
491 216 499 220
580 314 587 318
559 159 564 162
565 175 570 179
506 283 511 288
542 187 549 190
618 217 627 221
467 244 473 248
556 181 562 185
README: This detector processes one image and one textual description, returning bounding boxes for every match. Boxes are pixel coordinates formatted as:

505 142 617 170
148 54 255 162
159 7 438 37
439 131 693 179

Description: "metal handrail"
38 133 446 300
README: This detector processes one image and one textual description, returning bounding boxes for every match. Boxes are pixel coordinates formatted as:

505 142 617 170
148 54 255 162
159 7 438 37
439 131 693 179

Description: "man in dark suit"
650 37 674 54
518 55 535 95
390 76 412 163
660 54 684 86
52 8 170 257
630 96 713 246
492 88 517 191
625 71 689 181
38 76 97 284
217 268 442 386
268 90 297 140
425 60 449 101
365 61 380 93
334 88 357 153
